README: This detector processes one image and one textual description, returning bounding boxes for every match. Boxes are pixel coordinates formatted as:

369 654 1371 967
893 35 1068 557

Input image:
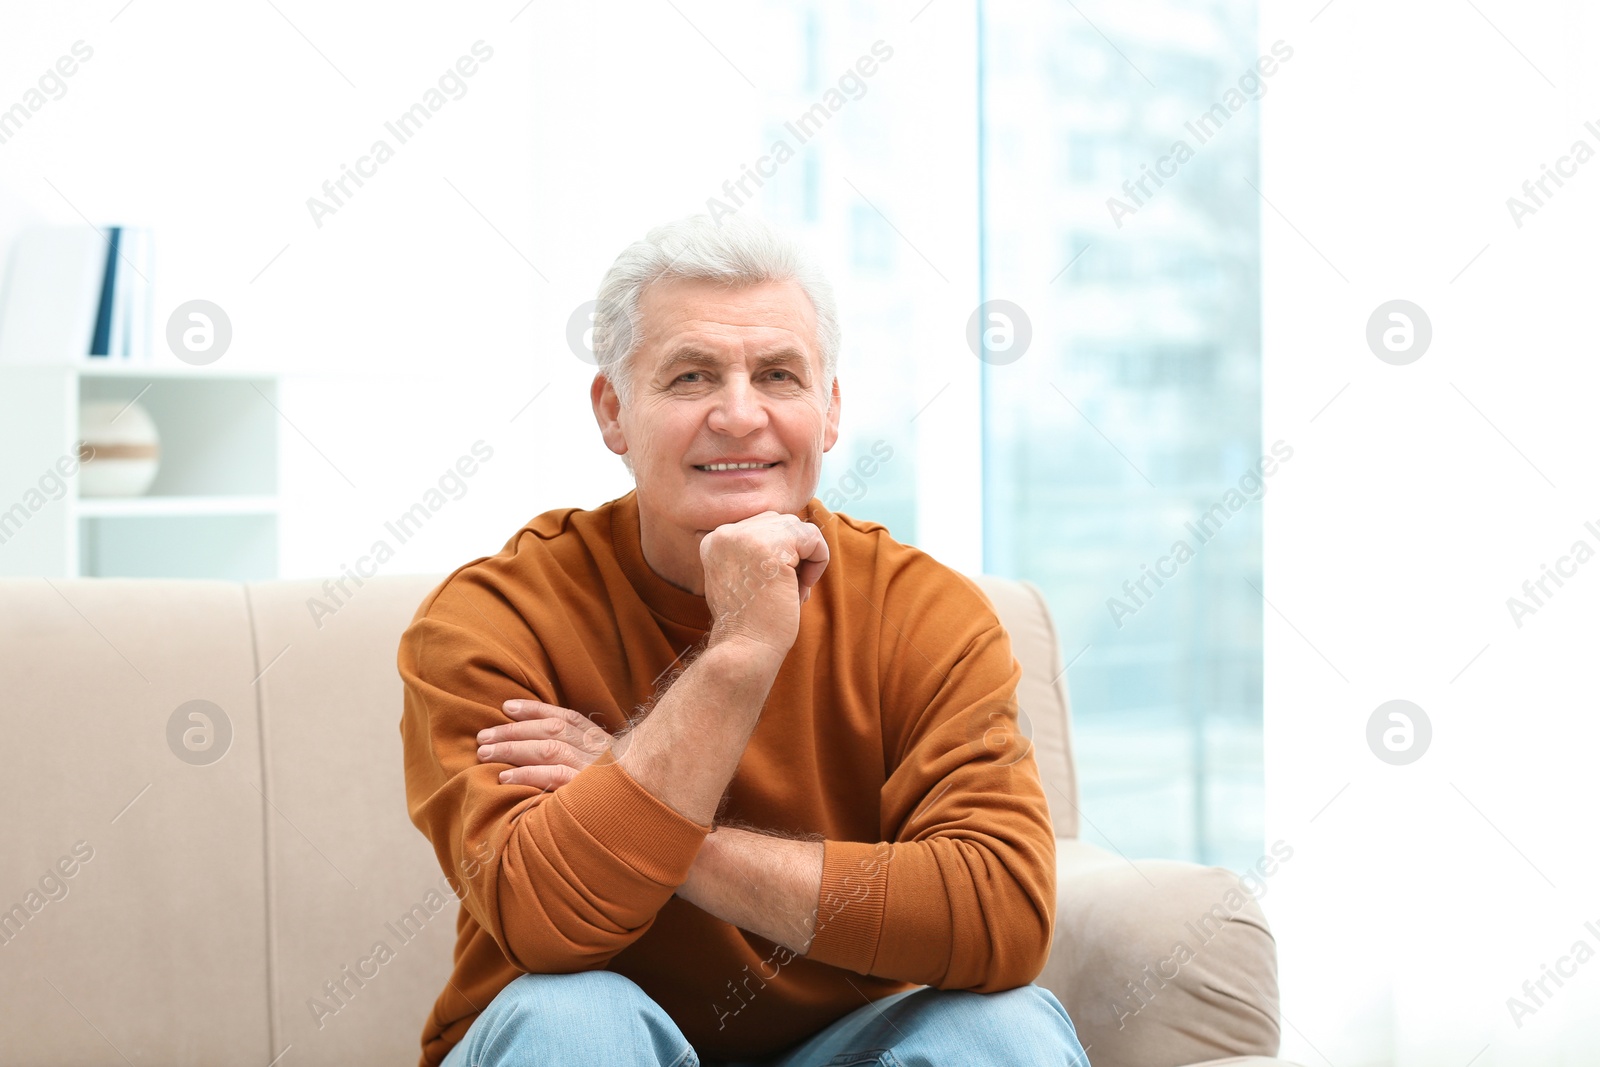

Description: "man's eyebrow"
657 348 809 374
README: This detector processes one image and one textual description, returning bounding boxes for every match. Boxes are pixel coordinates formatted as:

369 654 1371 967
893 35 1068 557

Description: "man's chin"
687 485 793 524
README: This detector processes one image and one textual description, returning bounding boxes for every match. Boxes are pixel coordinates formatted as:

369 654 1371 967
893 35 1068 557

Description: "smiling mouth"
693 462 780 472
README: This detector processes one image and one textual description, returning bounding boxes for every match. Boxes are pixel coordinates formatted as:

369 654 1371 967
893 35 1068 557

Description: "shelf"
42 360 279 380
74 495 280 518
77 511 278 581
0 362 284 579
78 375 278 498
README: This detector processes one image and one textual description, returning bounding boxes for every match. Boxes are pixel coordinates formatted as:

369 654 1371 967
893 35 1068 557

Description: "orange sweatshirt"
397 490 1056 1066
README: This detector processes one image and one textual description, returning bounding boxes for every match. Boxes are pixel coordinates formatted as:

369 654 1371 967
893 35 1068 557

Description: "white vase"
79 399 160 497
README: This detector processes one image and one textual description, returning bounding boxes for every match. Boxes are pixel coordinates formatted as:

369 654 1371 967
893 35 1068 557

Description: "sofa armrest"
1036 838 1288 1067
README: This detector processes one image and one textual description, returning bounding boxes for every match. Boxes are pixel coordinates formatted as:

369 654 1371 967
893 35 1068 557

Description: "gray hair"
592 213 840 410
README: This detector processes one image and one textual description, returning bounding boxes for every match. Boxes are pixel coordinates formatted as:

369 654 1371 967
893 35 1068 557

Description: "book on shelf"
0 223 155 365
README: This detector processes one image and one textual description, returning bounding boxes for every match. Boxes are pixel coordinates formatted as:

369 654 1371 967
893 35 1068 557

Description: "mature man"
397 214 1089 1066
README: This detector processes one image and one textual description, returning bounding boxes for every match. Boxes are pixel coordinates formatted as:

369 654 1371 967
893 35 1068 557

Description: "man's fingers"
491 704 610 744
502 700 606 735
480 717 598 752
795 522 829 600
477 738 595 771
496 764 578 790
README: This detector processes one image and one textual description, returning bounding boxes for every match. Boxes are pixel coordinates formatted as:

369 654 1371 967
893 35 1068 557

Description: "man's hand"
701 510 829 665
477 700 613 789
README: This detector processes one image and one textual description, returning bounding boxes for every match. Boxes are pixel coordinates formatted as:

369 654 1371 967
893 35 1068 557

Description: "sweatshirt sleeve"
800 588 1057 992
397 581 713 975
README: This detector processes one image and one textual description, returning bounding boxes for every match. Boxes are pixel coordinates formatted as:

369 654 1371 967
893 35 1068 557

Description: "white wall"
0 0 982 583
1261 1 1600 1064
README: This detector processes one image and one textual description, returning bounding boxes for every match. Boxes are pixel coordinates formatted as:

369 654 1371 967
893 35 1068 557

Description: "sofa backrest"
0 570 1075 1065
970 573 1078 837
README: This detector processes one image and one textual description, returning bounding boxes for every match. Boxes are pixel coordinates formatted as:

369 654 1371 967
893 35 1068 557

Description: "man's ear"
591 373 628 457
822 377 842 453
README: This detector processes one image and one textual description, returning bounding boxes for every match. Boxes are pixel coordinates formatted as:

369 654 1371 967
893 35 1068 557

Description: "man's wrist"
702 634 787 680
676 826 721 902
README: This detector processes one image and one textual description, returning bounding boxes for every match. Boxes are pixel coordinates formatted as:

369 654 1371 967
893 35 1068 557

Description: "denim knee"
903 983 1088 1065
968 984 1078 1025
455 970 696 1067
998 983 1079 1026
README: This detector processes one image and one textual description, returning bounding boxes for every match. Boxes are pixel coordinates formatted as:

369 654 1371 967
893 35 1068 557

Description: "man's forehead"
637 277 818 357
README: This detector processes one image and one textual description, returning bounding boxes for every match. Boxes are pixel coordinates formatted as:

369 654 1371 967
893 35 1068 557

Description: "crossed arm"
476 697 825 955
675 822 824 955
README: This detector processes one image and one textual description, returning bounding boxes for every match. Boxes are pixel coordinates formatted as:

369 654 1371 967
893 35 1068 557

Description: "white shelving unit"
0 362 281 580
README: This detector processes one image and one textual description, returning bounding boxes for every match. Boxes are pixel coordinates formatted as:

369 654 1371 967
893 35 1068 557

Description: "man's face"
592 275 841 538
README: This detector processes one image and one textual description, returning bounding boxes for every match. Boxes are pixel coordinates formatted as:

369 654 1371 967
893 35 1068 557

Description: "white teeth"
698 462 777 471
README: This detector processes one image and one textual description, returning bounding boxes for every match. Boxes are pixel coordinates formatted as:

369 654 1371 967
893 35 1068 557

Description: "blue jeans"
439 970 1090 1067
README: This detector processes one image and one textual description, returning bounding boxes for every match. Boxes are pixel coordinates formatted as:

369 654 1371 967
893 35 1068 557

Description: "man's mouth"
693 462 780 472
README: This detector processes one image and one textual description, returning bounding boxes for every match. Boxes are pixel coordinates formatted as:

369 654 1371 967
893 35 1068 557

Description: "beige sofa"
0 571 1297 1067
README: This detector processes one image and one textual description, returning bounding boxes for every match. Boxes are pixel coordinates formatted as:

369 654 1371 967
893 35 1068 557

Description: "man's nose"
707 376 769 435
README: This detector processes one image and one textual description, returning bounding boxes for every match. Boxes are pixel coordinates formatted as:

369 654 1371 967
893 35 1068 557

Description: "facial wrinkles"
634 329 828 470
674 373 830 473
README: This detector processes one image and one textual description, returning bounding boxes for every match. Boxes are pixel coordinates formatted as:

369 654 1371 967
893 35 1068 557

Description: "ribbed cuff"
802 839 892 973
551 748 713 886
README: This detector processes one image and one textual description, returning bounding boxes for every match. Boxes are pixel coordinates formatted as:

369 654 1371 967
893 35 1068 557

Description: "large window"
718 5 944 549
979 0 1265 868
720 0 1263 870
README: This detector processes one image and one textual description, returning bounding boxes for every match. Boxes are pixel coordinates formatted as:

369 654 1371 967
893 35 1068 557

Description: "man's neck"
637 511 707 597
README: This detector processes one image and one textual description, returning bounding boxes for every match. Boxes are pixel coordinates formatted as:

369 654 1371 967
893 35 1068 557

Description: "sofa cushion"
245 573 457 1066
1045 838 1284 1067
0 579 272 1064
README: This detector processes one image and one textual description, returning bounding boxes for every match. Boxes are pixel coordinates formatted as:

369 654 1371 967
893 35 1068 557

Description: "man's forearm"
676 826 825 954
610 641 779 826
